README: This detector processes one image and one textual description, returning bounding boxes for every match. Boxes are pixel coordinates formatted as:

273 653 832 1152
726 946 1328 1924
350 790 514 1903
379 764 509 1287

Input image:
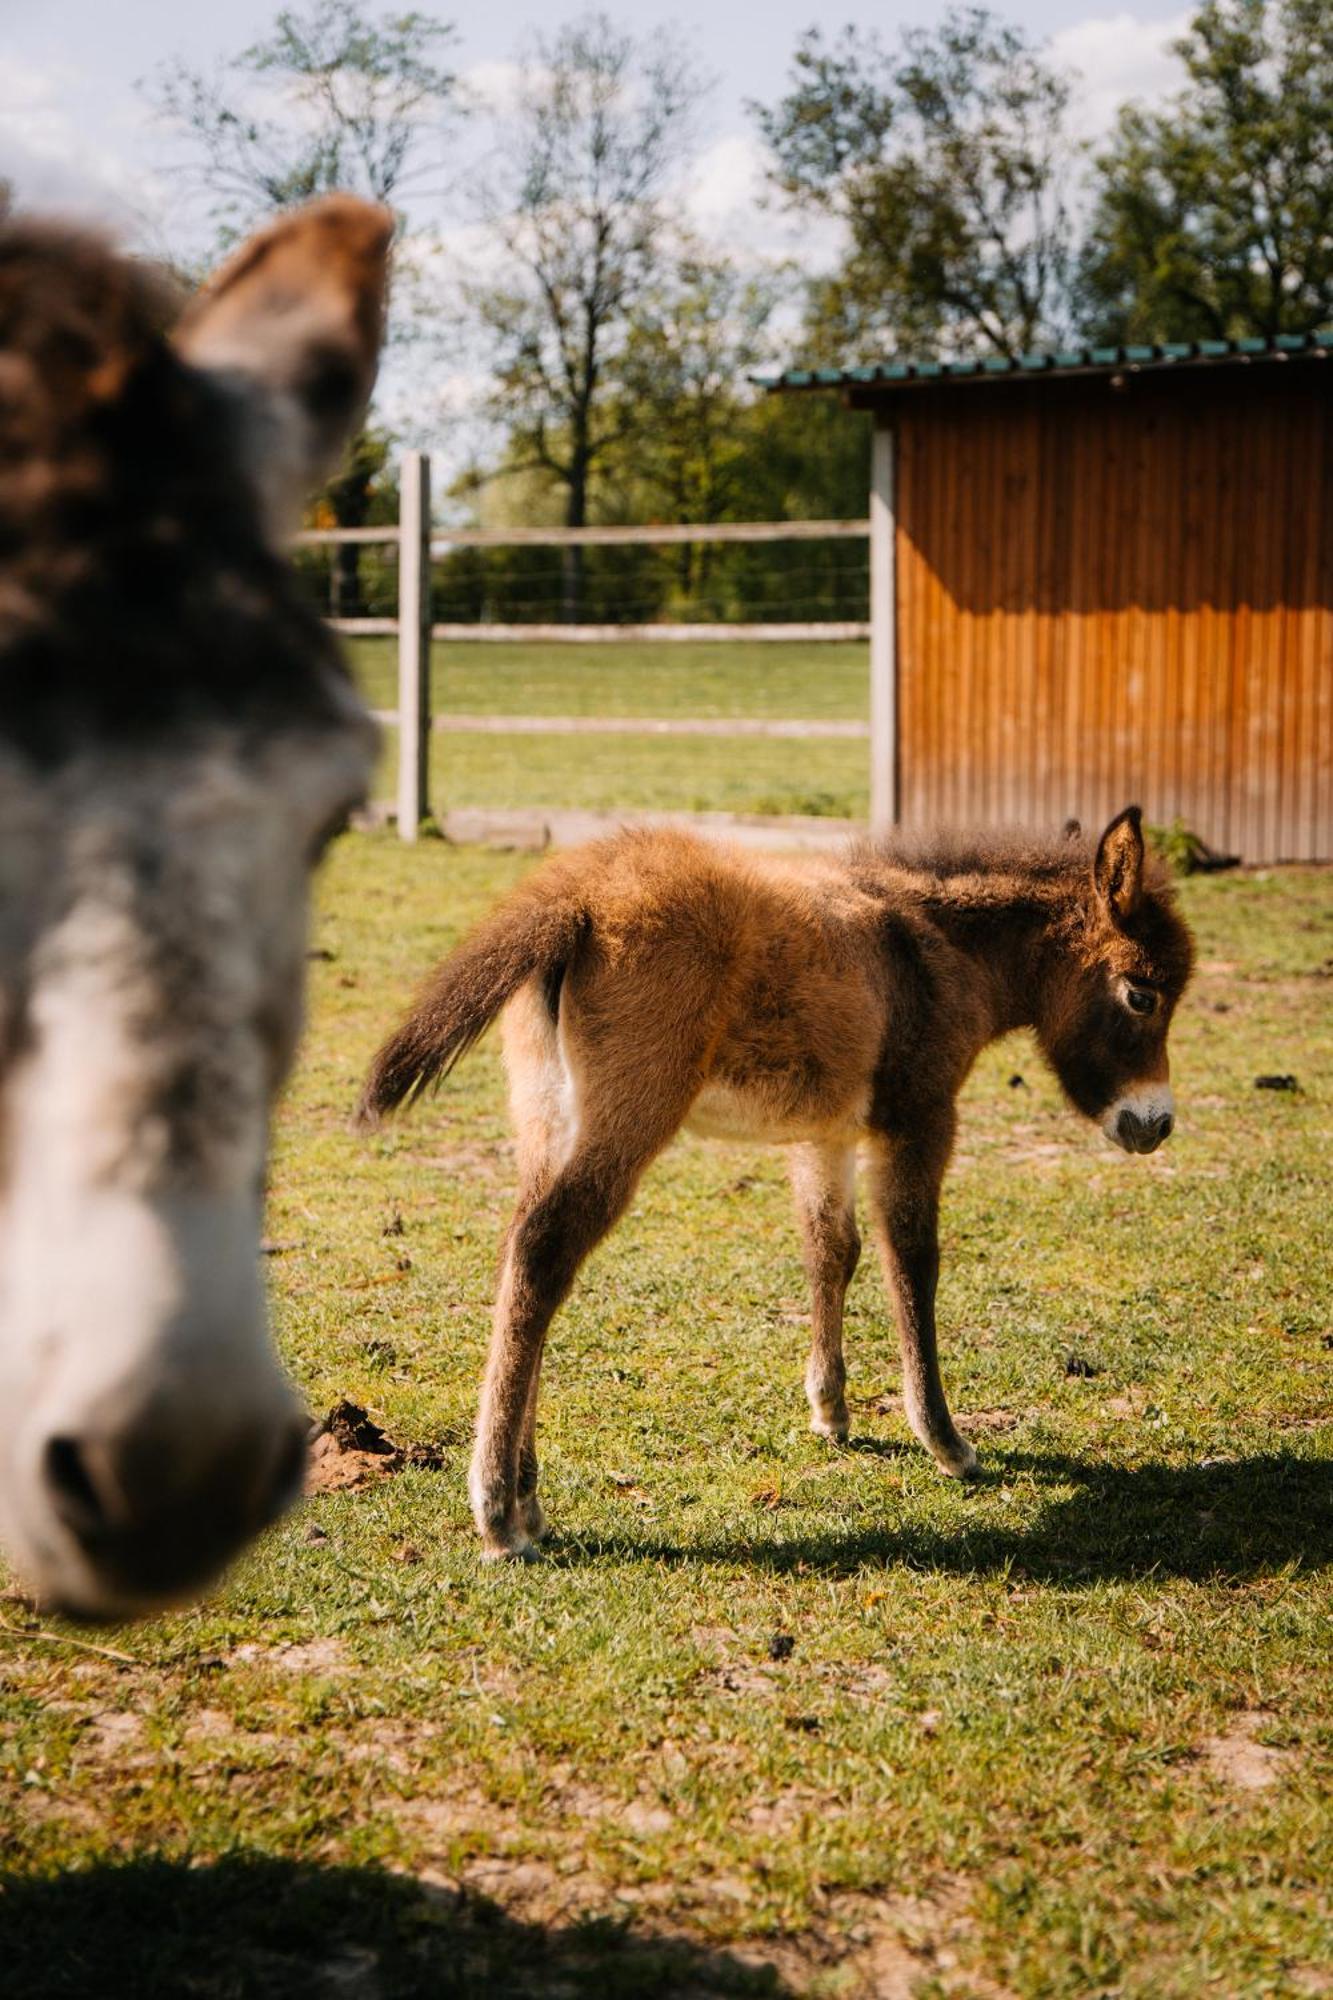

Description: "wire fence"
295 453 876 843
294 539 872 627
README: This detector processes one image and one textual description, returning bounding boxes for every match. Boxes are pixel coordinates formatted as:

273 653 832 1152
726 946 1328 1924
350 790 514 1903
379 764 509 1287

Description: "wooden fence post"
869 419 898 837
396 450 432 841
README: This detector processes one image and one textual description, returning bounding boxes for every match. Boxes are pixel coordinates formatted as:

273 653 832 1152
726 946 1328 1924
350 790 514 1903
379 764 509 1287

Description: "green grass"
353 638 871 820
2 843 1331 1998
372 723 867 821
347 637 871 721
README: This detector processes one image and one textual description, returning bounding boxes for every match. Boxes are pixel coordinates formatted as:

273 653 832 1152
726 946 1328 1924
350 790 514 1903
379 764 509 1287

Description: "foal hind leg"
470 1152 641 1557
790 1142 860 1441
473 926 727 1556
515 1355 548 1541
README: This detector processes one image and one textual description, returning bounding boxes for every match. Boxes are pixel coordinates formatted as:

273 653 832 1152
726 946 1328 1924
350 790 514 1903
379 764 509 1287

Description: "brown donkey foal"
362 808 1194 1559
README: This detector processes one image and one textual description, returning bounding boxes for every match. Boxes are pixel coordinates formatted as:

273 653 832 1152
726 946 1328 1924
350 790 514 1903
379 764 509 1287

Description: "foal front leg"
867 1126 977 1478
470 1159 634 1558
789 1142 860 1441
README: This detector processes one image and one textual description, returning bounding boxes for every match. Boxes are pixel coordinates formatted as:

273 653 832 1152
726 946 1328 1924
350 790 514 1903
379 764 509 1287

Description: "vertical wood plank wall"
891 374 1332 861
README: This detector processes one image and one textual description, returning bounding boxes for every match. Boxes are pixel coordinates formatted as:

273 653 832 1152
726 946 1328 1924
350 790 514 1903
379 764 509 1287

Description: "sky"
1 0 1192 244
0 1 1194 459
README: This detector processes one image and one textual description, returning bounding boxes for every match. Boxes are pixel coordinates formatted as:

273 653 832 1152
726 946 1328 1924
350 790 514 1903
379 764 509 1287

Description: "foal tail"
357 862 587 1123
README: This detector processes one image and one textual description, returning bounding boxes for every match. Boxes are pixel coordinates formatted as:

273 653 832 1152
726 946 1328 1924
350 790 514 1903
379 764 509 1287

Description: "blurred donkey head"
0 197 391 1617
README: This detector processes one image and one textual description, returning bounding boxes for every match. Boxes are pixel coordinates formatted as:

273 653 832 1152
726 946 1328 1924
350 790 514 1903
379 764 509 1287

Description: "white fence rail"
296 451 875 842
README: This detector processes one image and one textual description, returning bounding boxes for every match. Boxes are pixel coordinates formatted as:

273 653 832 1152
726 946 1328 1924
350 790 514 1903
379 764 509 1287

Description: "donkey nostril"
44 1437 109 1534
1158 1113 1174 1141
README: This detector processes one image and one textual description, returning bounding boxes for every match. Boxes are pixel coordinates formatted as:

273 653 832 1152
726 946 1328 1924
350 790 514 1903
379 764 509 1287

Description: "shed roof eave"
755 330 1333 402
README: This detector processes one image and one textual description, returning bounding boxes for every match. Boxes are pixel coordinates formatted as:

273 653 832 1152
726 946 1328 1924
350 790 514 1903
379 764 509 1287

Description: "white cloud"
1052 10 1191 146
0 53 178 256
0 54 167 238
680 129 845 273
459 58 532 118
684 132 766 235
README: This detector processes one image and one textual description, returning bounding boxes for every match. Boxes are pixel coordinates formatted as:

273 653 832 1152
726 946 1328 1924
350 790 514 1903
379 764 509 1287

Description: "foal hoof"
936 1438 979 1479
810 1413 850 1445
480 1533 543 1563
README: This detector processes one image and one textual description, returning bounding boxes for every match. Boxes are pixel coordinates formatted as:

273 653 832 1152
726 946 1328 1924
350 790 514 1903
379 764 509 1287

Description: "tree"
303 425 398 618
466 11 705 618
147 0 460 249
614 256 776 600
755 7 1078 361
1079 0 1333 342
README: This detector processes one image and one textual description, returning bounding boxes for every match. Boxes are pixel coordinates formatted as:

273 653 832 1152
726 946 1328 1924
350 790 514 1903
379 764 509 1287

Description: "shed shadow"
0 1853 787 1999
563 1450 1333 1585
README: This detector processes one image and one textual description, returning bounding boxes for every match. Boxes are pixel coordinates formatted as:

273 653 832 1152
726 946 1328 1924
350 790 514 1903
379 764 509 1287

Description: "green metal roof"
760 329 1333 395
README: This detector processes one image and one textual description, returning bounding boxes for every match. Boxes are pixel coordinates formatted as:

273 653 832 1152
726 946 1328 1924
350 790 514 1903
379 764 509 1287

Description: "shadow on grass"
561 1450 1333 1583
0 1853 787 2000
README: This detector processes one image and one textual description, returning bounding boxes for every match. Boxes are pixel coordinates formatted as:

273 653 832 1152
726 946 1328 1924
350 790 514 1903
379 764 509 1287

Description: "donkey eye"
1123 983 1158 1017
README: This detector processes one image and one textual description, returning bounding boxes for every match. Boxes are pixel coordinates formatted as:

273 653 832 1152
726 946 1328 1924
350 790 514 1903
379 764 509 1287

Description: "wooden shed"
774 334 1332 863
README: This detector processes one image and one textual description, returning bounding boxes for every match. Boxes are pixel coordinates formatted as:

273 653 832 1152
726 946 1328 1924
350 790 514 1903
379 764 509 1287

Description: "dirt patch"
76 1709 147 1759
957 1409 1026 1435
862 1395 1026 1437
1198 1711 1294 1793
433 1844 1000 1998
394 1788 508 1849
698 1661 780 1697
689 1623 740 1656
1104 1394 1144 1420
227 1638 348 1676
335 1718 444 1776
183 1707 234 1742
743 1785 825 1836
304 1401 453 1494
731 1880 1014 2000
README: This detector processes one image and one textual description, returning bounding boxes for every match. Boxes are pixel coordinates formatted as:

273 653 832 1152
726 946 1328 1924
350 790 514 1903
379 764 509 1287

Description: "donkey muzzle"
34 1398 307 1620
1105 1089 1175 1154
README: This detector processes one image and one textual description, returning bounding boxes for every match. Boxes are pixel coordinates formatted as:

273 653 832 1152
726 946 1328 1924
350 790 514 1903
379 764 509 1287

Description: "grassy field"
345 637 871 719
349 638 872 821
2 837 1331 1998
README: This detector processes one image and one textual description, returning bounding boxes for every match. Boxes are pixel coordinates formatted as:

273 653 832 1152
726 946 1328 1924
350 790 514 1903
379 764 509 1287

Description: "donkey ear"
173 195 393 538
1094 805 1145 925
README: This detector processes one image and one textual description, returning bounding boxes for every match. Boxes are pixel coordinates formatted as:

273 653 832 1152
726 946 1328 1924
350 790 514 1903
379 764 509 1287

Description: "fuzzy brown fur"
0 200 390 764
363 809 1194 1558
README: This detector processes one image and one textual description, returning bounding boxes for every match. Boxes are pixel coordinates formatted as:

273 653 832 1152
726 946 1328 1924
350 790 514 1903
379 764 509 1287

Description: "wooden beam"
426 621 870 644
396 450 432 842
294 526 401 545
869 418 898 835
366 713 870 739
428 519 870 550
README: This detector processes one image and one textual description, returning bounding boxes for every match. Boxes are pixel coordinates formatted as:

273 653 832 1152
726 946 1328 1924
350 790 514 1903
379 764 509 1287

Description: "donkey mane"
849 824 1191 991
0 220 347 761
857 824 1106 884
